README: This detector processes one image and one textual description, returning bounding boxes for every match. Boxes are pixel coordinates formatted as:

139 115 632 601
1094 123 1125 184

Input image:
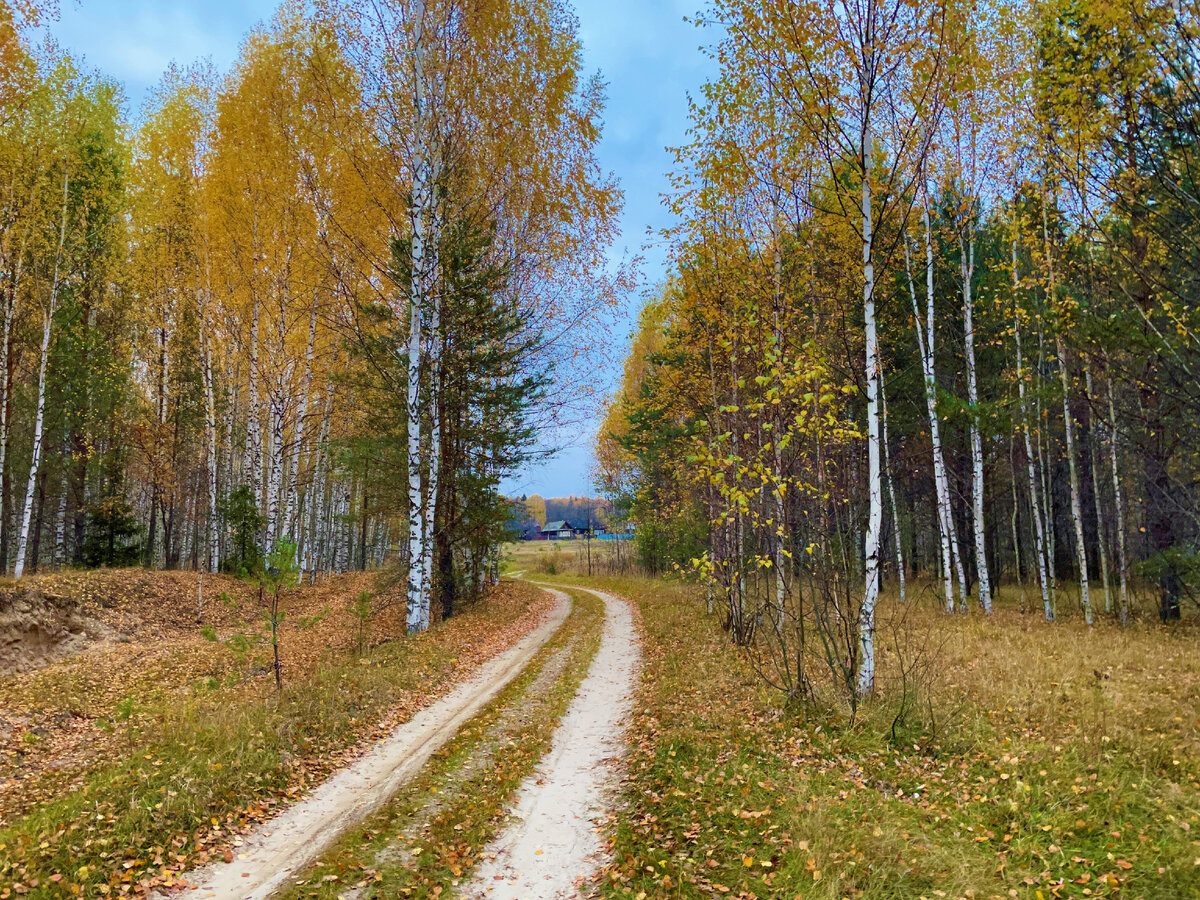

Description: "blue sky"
46 0 716 499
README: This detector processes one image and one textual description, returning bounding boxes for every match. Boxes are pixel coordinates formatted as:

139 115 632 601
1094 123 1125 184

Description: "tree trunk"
960 234 992 612
15 172 69 580
1083 362 1112 614
264 392 284 550
406 0 441 633
303 385 333 578
880 371 905 603
283 298 317 542
1106 379 1131 623
16 305 56 579
202 339 220 572
30 467 46 573
1009 434 1026 611
858 132 881 698
54 442 68 565
0 229 26 569
907 200 968 613
1012 235 1053 620
1056 335 1092 624
244 294 262 503
1035 327 1058 609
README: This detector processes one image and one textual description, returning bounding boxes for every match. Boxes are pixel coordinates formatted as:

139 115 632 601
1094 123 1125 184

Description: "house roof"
542 520 572 532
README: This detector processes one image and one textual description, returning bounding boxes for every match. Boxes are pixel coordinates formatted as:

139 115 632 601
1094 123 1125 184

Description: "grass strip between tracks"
276 585 604 900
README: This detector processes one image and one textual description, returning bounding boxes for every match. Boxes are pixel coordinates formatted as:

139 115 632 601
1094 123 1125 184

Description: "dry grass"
927 593 1200 769
570 573 1200 900
0 572 552 899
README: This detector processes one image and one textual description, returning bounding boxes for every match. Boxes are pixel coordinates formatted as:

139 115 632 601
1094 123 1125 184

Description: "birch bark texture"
405 0 441 634
15 170 69 580
1012 235 1053 620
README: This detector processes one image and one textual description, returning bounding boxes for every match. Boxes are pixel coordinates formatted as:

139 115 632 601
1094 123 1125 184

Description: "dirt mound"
0 567 391 682
0 568 270 679
0 589 101 677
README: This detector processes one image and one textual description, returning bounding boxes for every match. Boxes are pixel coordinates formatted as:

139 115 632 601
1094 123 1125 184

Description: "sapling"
257 540 300 691
350 590 373 655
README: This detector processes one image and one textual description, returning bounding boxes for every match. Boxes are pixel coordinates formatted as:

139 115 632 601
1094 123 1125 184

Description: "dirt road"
467 585 641 899
170 591 571 900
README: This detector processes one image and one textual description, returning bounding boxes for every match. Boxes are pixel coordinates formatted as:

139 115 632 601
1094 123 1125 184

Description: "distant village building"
541 520 576 540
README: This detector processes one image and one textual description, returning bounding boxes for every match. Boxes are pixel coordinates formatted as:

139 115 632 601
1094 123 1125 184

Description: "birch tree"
326 0 621 629
14 168 68 579
905 196 969 612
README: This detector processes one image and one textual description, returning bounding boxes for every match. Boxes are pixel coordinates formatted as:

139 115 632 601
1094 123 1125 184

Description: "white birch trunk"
336 484 350 573
857 137 882 698
264 393 284 550
880 371 905 603
180 475 194 567
1056 335 1092 624
1083 363 1112 614
1009 435 1026 609
15 311 56 578
283 298 317 542
323 483 336 576
904 236 954 609
1013 253 1053 620
15 172 69 580
155 300 173 569
422 351 440 625
202 339 220 573
768 177 788 620
1035 328 1057 609
405 284 425 629
405 0 440 633
1043 197 1091 623
302 386 333 576
961 235 992 613
908 199 969 612
1106 379 1130 623
244 295 261 503
227 359 240 488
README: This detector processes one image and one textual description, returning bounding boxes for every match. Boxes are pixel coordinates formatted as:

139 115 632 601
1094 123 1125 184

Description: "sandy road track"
467 585 640 900
169 591 571 900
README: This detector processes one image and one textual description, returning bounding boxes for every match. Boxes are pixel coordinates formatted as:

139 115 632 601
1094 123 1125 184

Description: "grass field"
523 555 1199 900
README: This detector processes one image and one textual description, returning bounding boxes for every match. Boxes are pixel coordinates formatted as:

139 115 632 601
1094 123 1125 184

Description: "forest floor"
0 568 556 899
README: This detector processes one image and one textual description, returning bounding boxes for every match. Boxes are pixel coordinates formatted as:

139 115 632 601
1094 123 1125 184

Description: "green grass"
577 574 1200 900
275 586 604 899
0 582 545 900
